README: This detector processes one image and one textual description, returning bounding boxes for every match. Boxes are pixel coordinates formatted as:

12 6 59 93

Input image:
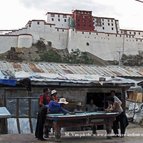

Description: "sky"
0 0 143 30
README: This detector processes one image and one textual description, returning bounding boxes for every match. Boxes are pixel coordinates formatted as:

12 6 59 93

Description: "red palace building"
72 10 94 32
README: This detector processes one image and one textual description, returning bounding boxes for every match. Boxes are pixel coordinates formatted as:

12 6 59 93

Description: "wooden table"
46 111 119 141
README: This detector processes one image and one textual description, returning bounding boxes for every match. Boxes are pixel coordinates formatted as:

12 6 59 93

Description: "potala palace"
0 9 143 61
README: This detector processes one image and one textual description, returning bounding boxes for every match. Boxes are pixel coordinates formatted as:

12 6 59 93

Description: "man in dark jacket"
35 88 51 141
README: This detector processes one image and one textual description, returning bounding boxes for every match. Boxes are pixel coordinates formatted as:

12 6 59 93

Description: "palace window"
63 15 67 18
51 14 55 17
86 42 89 46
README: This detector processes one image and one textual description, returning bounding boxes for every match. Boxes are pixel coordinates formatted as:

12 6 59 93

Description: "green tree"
40 49 62 62
34 40 46 52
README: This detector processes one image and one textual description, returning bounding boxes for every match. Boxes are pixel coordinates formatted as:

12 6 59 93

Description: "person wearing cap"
74 102 83 113
51 89 59 102
48 97 69 114
43 89 59 139
48 97 70 141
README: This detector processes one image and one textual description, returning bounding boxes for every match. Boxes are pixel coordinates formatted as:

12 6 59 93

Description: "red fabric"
39 94 50 107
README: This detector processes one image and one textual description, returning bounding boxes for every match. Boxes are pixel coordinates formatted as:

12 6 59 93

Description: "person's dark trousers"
113 111 128 136
112 117 119 135
44 125 51 137
92 125 97 134
119 111 129 135
35 106 47 139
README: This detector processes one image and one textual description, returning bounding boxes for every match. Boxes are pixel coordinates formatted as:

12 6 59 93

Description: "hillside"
0 40 108 66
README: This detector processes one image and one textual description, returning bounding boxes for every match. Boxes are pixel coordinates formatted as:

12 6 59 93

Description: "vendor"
74 102 83 113
48 96 70 114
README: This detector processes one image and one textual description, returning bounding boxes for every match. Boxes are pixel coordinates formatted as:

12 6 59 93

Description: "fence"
4 96 39 134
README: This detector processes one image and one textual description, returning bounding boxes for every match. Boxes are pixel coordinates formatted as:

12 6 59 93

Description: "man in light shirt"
106 92 128 138
110 90 122 105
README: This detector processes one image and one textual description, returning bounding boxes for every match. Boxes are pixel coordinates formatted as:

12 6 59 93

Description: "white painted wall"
47 13 70 28
0 36 18 53
94 17 118 34
67 30 142 61
0 19 143 61
18 34 33 48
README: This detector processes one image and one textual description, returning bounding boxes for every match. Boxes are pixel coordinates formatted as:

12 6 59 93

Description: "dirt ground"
0 123 143 143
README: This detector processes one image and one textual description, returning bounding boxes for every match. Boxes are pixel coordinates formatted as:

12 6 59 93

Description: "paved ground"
0 123 143 143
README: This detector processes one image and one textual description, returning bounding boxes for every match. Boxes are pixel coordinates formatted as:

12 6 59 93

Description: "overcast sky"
0 0 143 30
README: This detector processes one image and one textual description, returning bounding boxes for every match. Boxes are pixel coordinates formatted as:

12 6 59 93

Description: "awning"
0 79 16 86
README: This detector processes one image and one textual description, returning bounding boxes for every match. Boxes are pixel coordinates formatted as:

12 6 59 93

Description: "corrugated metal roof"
0 61 142 84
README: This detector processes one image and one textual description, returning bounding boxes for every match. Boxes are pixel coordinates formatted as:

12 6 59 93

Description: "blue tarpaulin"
0 79 16 86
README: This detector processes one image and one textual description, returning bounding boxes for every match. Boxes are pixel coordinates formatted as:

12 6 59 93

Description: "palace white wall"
0 36 18 53
93 17 118 34
67 30 142 61
47 13 70 28
0 19 143 61
18 34 33 48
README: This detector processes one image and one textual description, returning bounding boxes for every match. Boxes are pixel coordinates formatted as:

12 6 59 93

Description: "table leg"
53 122 61 142
105 118 113 139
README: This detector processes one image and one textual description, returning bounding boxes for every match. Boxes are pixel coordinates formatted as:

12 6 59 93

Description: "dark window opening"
47 41 52 47
86 42 89 46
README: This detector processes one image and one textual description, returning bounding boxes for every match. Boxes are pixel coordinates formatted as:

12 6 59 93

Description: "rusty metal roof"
0 61 142 84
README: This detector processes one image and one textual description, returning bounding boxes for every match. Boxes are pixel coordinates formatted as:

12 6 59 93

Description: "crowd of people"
35 88 70 141
35 88 129 141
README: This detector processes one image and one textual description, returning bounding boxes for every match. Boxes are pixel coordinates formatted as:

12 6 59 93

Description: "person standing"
110 90 122 105
48 97 70 141
35 88 51 141
50 89 59 102
106 96 128 137
86 99 98 135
